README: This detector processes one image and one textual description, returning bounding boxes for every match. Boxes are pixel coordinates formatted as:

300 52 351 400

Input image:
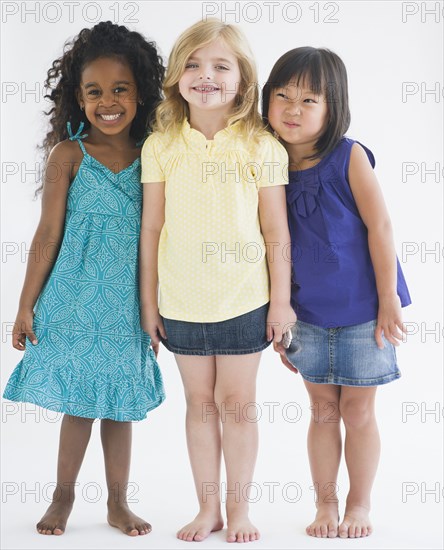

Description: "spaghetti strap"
67 121 88 155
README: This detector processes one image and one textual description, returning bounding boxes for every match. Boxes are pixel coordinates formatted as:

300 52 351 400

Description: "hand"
375 294 406 349
266 302 297 344
12 309 37 350
141 306 167 354
273 340 298 374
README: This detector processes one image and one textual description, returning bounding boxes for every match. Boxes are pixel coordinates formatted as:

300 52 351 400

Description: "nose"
99 90 117 106
198 64 212 80
286 101 302 116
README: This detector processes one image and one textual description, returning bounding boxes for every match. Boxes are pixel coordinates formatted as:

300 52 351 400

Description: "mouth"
97 113 124 121
283 121 300 128
192 85 220 93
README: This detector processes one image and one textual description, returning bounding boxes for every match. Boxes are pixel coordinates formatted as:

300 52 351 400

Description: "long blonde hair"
154 19 265 139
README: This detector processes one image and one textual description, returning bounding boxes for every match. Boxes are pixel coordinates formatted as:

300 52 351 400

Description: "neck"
286 142 321 171
188 107 230 140
87 126 135 150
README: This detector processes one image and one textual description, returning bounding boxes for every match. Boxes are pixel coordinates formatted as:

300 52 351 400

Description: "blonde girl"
140 20 295 543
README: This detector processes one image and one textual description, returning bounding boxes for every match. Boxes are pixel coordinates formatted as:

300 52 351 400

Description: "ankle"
198 504 222 516
345 501 371 512
315 501 339 510
52 486 76 505
107 498 129 509
226 503 249 519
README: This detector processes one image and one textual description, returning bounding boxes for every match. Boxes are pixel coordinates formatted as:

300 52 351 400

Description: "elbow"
366 216 392 236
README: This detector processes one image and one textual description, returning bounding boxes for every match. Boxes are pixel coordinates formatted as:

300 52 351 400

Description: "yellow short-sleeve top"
141 119 288 322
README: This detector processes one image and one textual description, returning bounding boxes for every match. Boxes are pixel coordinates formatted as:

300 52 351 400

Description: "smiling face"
178 39 241 118
77 56 138 137
267 79 328 158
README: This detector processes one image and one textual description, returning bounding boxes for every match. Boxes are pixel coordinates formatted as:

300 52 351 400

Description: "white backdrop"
1 1 443 549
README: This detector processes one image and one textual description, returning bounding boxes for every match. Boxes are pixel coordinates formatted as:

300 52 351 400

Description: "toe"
194 530 205 542
339 524 348 538
125 525 138 536
356 526 362 538
227 531 236 543
320 524 328 538
328 523 337 538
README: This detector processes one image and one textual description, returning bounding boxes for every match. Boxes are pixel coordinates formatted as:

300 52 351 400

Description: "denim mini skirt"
285 319 401 386
160 303 271 356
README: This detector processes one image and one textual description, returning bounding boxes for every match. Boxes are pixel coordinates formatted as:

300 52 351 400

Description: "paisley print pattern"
3 125 165 421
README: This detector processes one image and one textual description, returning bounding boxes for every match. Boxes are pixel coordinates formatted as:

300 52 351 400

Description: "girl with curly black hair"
3 21 166 536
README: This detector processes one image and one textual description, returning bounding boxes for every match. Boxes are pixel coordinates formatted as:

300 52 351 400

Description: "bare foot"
36 500 73 535
226 514 260 543
107 503 151 536
306 504 339 538
338 504 372 538
177 510 224 542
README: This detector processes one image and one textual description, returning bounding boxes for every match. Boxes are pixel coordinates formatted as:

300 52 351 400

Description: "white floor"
2 346 443 550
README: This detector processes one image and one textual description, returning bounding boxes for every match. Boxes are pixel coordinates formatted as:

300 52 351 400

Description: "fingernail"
32 340 38 345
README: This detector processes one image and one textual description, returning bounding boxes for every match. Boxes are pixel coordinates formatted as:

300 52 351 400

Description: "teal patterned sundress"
3 123 165 421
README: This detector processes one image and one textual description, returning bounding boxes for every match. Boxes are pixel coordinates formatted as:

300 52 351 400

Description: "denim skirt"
160 303 271 356
285 319 401 386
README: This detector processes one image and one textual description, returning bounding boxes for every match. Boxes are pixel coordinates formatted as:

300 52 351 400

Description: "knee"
184 391 217 418
309 400 341 425
340 399 375 429
214 392 256 424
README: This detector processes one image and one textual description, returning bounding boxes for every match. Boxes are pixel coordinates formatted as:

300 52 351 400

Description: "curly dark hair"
36 21 165 195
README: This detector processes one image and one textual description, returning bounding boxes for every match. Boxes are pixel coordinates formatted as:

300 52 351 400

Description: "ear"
76 89 84 111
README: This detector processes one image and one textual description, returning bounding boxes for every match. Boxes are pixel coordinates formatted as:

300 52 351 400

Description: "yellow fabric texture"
141 119 288 322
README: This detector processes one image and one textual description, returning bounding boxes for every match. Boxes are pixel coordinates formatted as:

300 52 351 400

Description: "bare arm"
348 143 405 348
13 141 73 349
139 181 166 352
258 185 296 344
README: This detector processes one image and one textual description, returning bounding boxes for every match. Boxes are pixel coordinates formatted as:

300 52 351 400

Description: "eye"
304 98 317 103
215 65 229 71
86 89 100 97
185 62 198 69
276 92 288 100
113 86 128 94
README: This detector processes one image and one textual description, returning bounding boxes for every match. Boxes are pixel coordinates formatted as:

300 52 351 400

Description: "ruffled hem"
3 346 165 422
3 384 165 422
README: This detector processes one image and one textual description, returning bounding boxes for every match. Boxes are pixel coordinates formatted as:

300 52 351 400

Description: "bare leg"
175 355 224 542
303 381 342 538
36 414 94 535
215 353 261 543
338 386 379 538
101 419 151 536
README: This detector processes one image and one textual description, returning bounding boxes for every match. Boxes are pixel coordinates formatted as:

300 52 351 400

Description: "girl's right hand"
12 309 37 350
141 307 167 357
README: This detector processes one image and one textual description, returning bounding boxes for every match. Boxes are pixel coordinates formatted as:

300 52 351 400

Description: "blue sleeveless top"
286 137 411 328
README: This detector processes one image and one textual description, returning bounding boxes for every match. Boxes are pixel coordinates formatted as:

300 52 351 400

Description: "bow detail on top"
67 121 88 141
286 169 321 217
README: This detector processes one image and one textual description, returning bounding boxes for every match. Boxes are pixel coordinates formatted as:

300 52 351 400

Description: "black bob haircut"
262 47 351 160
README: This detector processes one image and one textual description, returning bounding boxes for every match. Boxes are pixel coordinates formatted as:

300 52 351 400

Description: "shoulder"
141 130 176 156
46 139 82 181
251 132 289 161
337 137 375 168
48 139 80 161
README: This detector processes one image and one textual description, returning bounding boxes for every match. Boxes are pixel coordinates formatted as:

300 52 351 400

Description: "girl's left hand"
375 294 406 349
267 302 297 344
273 340 299 374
